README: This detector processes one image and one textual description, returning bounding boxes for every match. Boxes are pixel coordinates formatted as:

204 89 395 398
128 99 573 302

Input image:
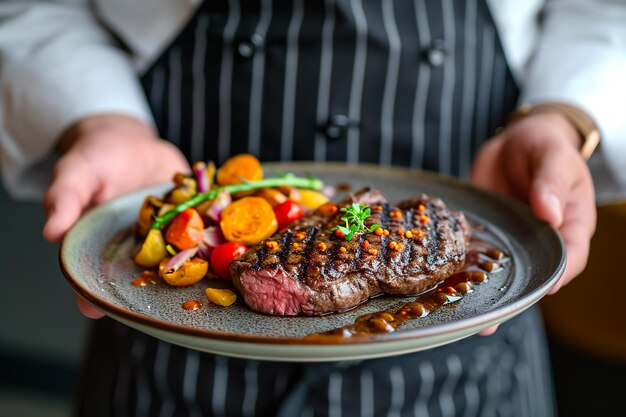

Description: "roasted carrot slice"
165 208 205 250
216 153 263 186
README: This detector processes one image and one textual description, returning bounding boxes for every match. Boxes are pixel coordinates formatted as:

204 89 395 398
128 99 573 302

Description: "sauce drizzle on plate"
131 271 158 287
306 239 509 340
182 300 203 311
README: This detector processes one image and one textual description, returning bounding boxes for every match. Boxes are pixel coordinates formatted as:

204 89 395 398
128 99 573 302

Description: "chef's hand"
43 114 190 318
470 111 596 336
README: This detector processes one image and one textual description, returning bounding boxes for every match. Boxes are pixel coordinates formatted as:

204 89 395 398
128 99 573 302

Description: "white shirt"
1 0 625 201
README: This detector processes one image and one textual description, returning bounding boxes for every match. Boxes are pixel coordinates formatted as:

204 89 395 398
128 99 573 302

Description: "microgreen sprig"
331 203 380 241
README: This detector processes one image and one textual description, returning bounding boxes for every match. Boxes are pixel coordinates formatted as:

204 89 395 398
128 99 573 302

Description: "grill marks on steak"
245 189 384 285
230 188 471 316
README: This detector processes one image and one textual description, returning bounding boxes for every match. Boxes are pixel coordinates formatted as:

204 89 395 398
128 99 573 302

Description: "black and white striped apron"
76 1 555 416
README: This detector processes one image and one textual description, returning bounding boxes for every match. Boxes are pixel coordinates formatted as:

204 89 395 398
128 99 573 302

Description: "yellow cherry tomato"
298 189 329 210
216 153 263 186
158 257 208 287
220 197 278 245
205 288 237 306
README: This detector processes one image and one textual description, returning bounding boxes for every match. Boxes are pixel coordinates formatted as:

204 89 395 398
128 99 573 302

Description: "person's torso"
76 4 560 417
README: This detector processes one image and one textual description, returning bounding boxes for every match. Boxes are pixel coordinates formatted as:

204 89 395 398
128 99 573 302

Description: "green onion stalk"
151 174 324 230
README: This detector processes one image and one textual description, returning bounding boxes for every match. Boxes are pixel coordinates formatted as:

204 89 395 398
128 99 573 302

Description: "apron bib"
141 0 518 178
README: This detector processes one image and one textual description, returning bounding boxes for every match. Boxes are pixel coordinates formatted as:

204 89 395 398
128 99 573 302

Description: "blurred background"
541 200 626 417
0 185 87 417
0 183 624 416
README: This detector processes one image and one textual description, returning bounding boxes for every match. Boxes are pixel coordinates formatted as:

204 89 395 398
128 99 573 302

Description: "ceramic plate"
60 163 565 362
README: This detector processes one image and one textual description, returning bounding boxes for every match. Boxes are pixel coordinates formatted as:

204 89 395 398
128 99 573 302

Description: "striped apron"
76 1 555 416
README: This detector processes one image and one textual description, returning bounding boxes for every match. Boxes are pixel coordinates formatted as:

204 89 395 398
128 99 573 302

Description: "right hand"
43 114 190 318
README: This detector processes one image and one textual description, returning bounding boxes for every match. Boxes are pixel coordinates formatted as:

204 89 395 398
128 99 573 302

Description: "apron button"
423 39 447 67
238 42 254 58
237 34 265 58
320 114 357 141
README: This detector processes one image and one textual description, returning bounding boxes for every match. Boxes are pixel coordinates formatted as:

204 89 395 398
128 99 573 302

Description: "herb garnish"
331 203 380 241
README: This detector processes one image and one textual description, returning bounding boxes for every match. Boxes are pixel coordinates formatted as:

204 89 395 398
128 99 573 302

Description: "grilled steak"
230 188 471 316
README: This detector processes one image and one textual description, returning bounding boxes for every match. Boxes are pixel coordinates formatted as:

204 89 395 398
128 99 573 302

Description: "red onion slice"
165 247 199 273
206 190 231 223
193 162 209 193
203 226 226 247
197 241 213 261
197 227 226 260
322 184 336 199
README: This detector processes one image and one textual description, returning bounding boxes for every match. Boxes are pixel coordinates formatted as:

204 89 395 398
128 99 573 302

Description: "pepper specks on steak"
230 188 471 316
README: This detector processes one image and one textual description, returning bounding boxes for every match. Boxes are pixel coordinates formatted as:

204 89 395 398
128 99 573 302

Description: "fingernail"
547 192 560 211
546 192 563 225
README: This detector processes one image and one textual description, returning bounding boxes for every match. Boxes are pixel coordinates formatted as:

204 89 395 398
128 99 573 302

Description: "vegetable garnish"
166 244 178 256
210 242 248 280
273 200 304 229
330 203 380 241
165 208 205 250
150 174 324 230
193 161 210 193
220 197 278 245
205 288 237 306
164 247 199 274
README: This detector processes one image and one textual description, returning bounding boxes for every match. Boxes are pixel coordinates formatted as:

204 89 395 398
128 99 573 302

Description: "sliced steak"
230 188 471 316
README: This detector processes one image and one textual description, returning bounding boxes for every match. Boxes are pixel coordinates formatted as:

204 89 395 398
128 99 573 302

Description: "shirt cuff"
0 7 153 199
519 0 626 202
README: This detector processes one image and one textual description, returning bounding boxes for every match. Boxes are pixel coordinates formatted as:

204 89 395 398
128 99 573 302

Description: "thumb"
43 155 99 242
530 186 563 228
528 151 574 228
76 294 105 319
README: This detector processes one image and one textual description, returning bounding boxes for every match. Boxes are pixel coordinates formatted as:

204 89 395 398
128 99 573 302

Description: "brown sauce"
131 271 158 287
305 239 509 340
182 300 203 311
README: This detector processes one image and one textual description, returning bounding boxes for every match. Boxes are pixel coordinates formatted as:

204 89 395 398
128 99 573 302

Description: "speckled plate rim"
60 163 566 358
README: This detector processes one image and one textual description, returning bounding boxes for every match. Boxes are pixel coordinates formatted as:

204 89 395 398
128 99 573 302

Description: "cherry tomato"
273 200 304 229
210 242 248 280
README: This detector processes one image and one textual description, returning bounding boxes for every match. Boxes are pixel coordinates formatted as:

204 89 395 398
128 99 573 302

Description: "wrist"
508 102 601 160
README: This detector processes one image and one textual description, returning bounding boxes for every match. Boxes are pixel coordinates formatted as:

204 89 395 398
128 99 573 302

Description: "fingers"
470 137 512 195
159 140 191 175
43 134 190 243
473 117 596 299
549 193 595 292
479 324 499 336
43 154 99 242
528 155 572 228
528 147 590 229
528 148 595 292
76 294 105 319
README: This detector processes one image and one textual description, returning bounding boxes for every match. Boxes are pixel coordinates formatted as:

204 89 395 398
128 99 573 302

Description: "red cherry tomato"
273 200 304 229
210 242 248 280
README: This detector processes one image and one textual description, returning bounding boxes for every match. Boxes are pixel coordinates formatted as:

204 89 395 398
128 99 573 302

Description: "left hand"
470 111 597 335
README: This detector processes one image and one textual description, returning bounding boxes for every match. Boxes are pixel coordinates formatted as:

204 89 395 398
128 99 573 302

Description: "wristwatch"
508 102 601 160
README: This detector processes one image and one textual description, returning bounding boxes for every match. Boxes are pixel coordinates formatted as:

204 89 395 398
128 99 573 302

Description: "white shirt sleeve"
518 0 626 202
0 0 154 200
